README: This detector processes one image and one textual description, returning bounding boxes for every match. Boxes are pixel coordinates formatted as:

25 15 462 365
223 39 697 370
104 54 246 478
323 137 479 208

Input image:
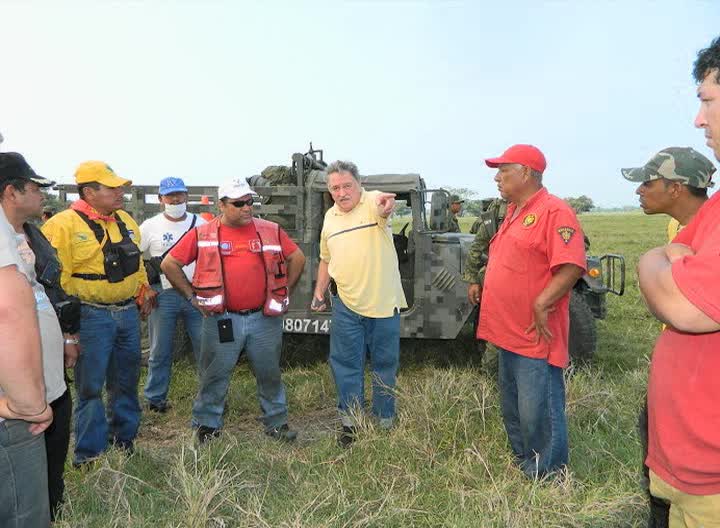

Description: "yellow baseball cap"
74 161 131 187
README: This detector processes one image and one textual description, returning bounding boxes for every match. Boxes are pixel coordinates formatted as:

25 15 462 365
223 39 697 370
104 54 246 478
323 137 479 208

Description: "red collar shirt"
647 191 720 495
478 188 586 368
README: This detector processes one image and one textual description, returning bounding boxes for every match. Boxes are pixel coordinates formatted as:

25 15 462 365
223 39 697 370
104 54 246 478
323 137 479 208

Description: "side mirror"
429 191 450 231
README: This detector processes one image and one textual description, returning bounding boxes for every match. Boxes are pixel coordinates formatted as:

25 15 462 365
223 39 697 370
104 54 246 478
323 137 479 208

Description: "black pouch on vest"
103 248 126 283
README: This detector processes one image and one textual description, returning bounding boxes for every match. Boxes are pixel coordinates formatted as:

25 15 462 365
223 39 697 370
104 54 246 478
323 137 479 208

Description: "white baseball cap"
217 178 258 200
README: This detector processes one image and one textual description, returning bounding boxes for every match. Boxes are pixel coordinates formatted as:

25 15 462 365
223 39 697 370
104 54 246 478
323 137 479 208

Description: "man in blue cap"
139 177 205 412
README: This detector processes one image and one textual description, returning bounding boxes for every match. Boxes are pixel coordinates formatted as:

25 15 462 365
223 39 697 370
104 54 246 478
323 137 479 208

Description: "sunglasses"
227 198 255 208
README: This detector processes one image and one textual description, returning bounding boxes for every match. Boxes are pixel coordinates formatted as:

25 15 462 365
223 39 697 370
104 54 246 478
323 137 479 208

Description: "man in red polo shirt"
638 37 720 526
477 144 586 478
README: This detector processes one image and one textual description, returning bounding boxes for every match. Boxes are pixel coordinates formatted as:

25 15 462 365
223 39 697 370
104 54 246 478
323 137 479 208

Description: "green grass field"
55 212 669 528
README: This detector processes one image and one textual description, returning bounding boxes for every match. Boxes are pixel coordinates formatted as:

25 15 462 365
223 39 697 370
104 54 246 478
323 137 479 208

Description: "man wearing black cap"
0 152 75 524
477 144 586 478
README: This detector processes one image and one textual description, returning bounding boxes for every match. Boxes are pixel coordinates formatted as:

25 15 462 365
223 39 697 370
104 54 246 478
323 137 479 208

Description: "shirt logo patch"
522 214 536 227
557 226 576 244
248 239 262 253
220 241 233 254
76 233 89 242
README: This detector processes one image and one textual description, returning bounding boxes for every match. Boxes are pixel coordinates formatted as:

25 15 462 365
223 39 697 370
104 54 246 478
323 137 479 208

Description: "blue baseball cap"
159 177 188 196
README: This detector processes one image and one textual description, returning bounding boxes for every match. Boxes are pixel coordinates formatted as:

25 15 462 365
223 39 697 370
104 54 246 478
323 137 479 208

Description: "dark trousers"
638 401 670 528
46 389 72 521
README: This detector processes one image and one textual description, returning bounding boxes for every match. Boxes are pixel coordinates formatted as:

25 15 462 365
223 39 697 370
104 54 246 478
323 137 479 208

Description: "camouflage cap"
621 147 716 188
449 194 464 203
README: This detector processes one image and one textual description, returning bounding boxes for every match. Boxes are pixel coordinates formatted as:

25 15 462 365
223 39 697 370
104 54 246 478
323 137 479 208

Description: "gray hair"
326 160 360 181
530 168 543 184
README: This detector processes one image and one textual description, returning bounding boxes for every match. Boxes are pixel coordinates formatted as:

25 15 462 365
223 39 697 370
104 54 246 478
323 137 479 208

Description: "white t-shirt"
15 232 66 403
140 212 205 290
0 205 66 410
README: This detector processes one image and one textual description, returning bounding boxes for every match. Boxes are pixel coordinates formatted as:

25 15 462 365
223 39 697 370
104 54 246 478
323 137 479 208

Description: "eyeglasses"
227 198 255 208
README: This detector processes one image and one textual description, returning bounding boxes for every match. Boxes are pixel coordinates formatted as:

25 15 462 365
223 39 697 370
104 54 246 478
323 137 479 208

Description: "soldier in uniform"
448 194 464 233
463 198 508 300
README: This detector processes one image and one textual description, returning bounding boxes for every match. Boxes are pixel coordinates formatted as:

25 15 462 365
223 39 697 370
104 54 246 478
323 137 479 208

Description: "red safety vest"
191 217 289 316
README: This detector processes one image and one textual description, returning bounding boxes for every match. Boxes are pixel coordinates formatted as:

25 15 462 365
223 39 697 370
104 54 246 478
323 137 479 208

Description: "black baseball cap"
0 152 55 187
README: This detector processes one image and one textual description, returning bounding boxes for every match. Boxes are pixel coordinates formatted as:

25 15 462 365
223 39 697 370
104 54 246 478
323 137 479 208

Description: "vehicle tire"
569 289 597 363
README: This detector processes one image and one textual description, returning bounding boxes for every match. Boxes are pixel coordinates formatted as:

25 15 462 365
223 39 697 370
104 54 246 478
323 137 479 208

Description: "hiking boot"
147 401 169 414
196 425 221 445
265 424 298 442
338 425 356 449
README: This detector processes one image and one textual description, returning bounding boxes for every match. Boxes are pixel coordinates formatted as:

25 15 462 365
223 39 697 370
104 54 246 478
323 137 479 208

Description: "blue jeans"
74 304 141 464
497 348 568 477
329 296 400 425
144 287 202 406
0 420 50 527
192 312 288 432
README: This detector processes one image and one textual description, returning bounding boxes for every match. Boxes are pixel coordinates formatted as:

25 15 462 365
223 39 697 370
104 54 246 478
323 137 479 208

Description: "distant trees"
564 195 595 214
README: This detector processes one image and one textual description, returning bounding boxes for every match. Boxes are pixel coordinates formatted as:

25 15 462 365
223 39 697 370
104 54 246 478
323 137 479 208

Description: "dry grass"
54 212 666 527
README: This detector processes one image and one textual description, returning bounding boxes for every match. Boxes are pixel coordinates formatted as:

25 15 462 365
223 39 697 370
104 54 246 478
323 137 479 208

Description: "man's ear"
670 182 684 198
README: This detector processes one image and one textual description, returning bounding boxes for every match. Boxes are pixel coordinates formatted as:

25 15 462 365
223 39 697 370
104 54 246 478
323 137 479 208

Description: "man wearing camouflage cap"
448 194 464 233
638 37 720 526
623 146 715 528
623 146 715 230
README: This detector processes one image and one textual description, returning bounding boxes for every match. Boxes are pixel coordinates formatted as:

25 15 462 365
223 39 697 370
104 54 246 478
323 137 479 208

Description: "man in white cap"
162 178 306 444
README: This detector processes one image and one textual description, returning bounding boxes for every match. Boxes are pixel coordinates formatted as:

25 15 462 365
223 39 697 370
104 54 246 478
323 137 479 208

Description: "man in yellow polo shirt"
42 161 155 466
311 160 407 447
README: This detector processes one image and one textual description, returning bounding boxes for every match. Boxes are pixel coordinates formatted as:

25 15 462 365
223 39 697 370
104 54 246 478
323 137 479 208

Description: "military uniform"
462 198 507 284
447 194 464 233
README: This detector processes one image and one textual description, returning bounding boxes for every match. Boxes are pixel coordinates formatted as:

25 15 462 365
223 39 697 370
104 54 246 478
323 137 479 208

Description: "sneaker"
265 424 298 442
196 425 221 445
147 401 169 413
338 425 356 449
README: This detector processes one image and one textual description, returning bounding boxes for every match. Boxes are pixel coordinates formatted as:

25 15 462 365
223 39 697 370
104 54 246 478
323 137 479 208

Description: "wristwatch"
64 337 79 345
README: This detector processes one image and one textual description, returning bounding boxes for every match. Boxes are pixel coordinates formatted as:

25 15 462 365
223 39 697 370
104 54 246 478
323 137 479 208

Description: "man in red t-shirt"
477 144 586 478
162 178 305 444
638 38 720 525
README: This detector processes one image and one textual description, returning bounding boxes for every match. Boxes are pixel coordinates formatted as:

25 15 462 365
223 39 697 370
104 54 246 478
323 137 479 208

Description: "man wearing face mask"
139 177 205 413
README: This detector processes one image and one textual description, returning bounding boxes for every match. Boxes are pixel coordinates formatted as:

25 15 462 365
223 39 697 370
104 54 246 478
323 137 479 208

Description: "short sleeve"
546 207 587 272
139 219 151 253
279 227 299 257
169 228 199 266
319 227 330 262
671 232 720 323
0 208 20 269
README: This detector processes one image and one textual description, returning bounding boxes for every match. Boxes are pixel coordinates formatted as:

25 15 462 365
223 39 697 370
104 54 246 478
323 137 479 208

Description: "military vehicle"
55 146 625 362
249 146 625 362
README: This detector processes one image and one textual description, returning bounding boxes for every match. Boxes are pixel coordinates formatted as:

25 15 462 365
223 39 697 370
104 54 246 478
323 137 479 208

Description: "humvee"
248 146 625 362
55 146 625 361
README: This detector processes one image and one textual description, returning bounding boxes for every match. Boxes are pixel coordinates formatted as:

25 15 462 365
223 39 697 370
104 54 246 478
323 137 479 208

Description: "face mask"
164 202 187 219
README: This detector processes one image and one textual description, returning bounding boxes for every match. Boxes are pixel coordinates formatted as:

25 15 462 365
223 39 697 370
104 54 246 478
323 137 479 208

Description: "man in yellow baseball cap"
42 160 154 466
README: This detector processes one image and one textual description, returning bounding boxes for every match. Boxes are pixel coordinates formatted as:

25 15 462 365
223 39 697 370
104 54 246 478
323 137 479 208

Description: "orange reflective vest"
191 217 289 316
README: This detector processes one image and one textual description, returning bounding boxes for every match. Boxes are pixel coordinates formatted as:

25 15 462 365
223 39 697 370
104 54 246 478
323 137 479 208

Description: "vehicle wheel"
569 289 597 363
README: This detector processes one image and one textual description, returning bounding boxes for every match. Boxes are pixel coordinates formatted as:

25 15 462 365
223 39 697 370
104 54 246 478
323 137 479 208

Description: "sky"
1 1 719 208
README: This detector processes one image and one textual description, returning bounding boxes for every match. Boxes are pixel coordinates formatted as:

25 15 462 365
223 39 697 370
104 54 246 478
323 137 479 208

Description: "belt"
81 298 136 311
227 306 263 316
